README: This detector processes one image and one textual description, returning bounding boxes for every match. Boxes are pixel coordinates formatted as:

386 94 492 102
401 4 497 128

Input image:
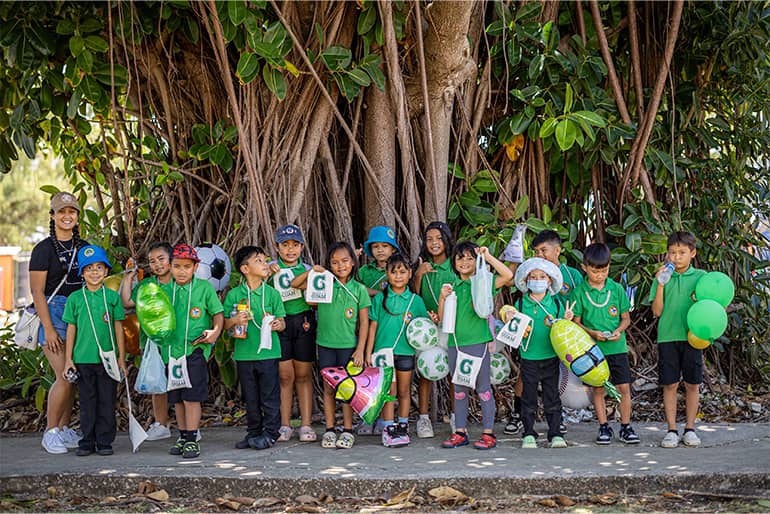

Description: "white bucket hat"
514 257 563 296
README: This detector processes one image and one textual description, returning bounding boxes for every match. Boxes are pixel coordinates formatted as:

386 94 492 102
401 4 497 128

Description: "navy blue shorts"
317 345 355 370
278 311 317 362
604 353 632 385
167 348 209 403
658 341 703 385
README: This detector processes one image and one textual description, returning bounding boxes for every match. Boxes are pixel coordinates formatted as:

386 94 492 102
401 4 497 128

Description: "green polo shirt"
224 282 286 361
559 263 583 301
269 259 311 315
357 262 388 292
450 277 496 347
316 279 371 349
63 286 125 364
131 276 174 363
518 294 562 361
647 265 706 343
418 258 457 313
168 277 224 360
370 288 429 356
573 278 630 355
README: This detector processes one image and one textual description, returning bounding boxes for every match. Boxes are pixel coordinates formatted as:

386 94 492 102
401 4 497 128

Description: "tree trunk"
363 84 397 229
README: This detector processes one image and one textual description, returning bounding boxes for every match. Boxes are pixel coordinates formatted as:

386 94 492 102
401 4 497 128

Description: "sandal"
277 425 293 442
298 425 317 442
336 431 355 449
321 430 337 449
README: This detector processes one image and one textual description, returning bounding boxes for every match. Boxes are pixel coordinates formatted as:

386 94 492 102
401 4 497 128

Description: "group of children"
58 219 708 457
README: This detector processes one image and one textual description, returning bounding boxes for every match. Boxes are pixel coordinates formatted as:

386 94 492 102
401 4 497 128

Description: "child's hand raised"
312 265 326 273
355 246 364 259
563 300 576 321
268 263 280 275
416 257 434 276
439 283 453 299
476 246 490 256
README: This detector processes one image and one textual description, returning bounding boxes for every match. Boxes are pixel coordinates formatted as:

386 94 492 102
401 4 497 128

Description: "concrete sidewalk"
1 422 769 500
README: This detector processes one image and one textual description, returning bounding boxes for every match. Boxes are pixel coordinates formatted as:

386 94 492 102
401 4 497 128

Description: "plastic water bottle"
442 290 457 334
657 262 675 285
230 304 248 339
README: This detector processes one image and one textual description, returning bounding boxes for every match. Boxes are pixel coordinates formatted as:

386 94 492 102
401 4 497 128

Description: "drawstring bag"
134 339 167 394
470 253 494 318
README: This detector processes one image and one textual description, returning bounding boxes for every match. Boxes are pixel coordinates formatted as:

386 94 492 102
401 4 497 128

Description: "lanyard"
171 278 194 359
333 275 359 303
561 264 576 289
584 288 611 308
82 286 116 353
383 292 415 350
245 282 267 330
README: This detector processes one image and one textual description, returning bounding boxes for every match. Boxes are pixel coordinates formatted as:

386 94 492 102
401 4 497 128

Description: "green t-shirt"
357 262 388 292
647 265 707 343
269 259 311 315
316 279 371 349
224 282 286 361
63 286 125 364
370 288 429 356
418 258 457 313
450 277 496 347
518 294 562 361
559 263 583 301
573 278 630 355
168 277 224 360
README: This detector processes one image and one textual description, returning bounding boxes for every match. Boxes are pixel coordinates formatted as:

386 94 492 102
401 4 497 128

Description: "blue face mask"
527 279 549 294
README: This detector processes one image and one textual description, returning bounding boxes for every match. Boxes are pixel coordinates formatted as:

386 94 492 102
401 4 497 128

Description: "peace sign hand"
563 300 576 321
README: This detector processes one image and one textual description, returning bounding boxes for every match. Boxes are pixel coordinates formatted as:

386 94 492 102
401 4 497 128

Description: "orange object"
104 274 122 292
123 313 141 355
687 330 711 350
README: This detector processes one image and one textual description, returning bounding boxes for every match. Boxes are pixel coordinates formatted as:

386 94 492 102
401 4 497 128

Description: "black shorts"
658 341 703 385
278 311 317 362
167 348 209 404
604 353 632 385
317 345 355 370
394 354 415 372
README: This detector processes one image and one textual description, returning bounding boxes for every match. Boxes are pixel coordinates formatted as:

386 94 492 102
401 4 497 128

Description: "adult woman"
29 192 87 454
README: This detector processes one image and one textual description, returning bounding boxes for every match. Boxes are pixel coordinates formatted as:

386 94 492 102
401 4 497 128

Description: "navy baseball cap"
276 224 304 244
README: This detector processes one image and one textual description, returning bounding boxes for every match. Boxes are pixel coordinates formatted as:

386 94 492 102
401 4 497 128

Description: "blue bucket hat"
275 224 305 245
77 245 112 276
363 226 400 257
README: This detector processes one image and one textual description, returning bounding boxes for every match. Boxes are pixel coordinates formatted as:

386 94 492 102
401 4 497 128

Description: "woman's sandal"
336 431 355 449
321 430 337 448
298 425 317 442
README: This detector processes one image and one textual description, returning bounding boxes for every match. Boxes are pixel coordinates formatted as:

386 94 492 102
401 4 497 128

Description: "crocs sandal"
277 425 293 442
336 432 355 449
298 425 317 442
321 430 337 448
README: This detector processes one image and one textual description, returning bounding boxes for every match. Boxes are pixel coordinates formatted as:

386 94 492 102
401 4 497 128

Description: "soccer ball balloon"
558 362 592 409
416 347 449 381
406 317 439 352
194 243 232 292
489 352 511 385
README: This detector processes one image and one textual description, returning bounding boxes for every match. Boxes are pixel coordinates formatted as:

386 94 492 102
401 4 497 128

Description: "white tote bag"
305 270 334 304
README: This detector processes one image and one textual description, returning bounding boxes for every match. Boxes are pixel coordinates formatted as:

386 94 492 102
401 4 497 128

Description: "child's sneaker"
661 430 680 448
336 431 355 449
521 435 537 449
416 416 434 438
321 430 337 448
41 428 68 454
146 422 171 441
248 434 275 450
682 429 701 447
504 414 522 435
473 433 497 450
619 425 640 444
441 431 469 448
277 425 293 442
169 437 186 455
396 422 411 445
596 423 613 445
59 426 81 448
182 441 200 458
382 425 409 448
550 436 567 448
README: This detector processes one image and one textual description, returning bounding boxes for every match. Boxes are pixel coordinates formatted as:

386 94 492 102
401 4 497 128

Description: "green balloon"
695 272 735 308
687 299 727 341
136 281 176 343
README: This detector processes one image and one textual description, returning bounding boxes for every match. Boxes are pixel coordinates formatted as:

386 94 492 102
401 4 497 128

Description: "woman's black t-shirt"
29 238 83 297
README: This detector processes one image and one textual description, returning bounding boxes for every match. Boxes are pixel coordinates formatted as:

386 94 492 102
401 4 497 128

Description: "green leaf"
509 113 532 135
56 19 76 35
93 63 128 88
357 6 377 35
262 64 287 101
625 233 641 252
542 204 552 225
66 89 82 119
555 119 577 151
448 162 465 179
84 35 109 53
564 83 573 114
77 49 94 72
512 195 529 220
69 36 84 57
539 118 558 139
571 110 607 127
35 385 46 412
447 201 460 221
528 54 544 80
228 1 248 25
348 68 371 87
320 45 352 70
79 18 102 33
516 1 542 21
236 52 259 83
79 75 102 102
640 233 668 255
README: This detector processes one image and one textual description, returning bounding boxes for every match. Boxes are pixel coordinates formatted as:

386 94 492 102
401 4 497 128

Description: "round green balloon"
687 299 727 341
695 272 734 308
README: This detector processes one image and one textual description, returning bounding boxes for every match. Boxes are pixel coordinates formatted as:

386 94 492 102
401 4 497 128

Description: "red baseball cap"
172 243 200 262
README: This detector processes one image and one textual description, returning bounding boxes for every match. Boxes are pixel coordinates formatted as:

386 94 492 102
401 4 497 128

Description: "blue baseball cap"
363 226 400 257
77 245 112 276
276 224 305 244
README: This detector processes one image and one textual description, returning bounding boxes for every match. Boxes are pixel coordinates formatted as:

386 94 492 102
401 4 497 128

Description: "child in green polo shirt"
267 224 317 443
294 241 371 449
512 257 572 449
366 254 431 448
166 244 224 459
413 221 457 439
531 230 583 300
572 243 638 445
438 242 513 450
121 242 174 441
358 225 400 296
225 246 286 451
649 232 707 448
63 245 126 456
